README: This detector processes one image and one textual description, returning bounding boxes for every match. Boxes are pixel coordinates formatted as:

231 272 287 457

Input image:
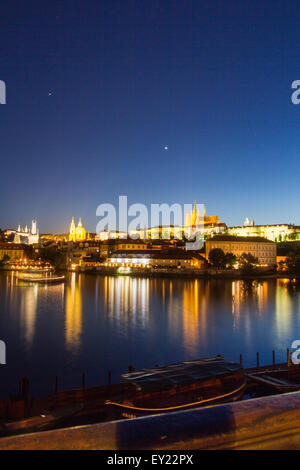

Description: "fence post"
287 348 291 366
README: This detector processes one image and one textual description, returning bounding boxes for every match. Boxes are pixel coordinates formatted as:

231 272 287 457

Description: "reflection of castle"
13 220 39 245
69 217 87 242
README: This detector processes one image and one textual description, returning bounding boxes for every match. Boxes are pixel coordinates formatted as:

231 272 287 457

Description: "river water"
0 271 299 398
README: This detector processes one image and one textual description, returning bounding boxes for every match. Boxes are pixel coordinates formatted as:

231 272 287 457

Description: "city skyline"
1 1 300 232
4 204 300 235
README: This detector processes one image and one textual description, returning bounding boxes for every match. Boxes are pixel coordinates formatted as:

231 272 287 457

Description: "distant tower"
186 201 204 229
185 210 192 227
28 219 39 244
75 217 86 241
192 201 198 227
31 220 37 235
69 217 76 242
251 217 255 226
244 217 250 227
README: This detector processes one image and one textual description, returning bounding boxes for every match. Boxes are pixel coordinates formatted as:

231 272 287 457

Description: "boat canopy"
121 357 243 392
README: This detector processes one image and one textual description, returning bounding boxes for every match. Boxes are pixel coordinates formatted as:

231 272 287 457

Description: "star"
164 146 168 150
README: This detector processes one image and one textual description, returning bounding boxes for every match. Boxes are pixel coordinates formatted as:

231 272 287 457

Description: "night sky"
0 0 299 233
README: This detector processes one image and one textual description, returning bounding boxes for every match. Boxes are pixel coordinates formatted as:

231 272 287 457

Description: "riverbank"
1 264 298 282
68 266 298 281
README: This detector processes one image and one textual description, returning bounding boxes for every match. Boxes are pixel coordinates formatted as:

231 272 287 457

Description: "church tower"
31 219 37 235
75 217 87 241
191 201 198 227
185 210 191 227
69 217 76 242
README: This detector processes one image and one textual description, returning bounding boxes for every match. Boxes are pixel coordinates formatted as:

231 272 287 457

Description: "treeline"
277 241 300 256
208 248 259 274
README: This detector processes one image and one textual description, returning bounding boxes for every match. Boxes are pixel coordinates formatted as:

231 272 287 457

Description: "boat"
11 263 54 273
105 356 246 417
247 368 300 392
16 272 65 284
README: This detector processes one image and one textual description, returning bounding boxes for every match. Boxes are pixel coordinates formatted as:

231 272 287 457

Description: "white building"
12 220 39 245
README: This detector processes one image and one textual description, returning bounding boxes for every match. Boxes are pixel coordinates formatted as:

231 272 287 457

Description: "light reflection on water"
0 272 299 398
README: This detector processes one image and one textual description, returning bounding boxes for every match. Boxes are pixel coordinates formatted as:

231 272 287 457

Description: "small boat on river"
105 356 246 417
16 272 65 284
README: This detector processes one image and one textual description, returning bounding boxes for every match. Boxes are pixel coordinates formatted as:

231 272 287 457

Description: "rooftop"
109 249 206 260
229 224 300 229
207 235 275 243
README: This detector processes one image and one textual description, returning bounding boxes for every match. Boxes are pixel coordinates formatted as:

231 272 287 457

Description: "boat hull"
105 357 246 418
106 379 247 418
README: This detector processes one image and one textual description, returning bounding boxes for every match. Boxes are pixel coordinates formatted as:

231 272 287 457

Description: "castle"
185 202 221 228
12 220 39 245
69 217 87 242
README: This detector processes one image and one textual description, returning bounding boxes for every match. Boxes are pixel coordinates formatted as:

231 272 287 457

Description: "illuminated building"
227 223 300 242
129 203 226 240
69 217 87 242
6 220 40 245
97 230 127 240
185 202 221 228
104 248 206 269
206 235 277 267
0 243 25 261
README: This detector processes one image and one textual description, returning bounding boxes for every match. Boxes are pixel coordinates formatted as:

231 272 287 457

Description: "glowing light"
117 267 131 273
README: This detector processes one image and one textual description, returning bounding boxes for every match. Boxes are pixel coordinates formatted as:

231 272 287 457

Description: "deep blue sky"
0 0 299 233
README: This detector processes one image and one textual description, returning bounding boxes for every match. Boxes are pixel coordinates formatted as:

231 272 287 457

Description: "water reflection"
65 273 82 353
104 276 149 328
100 276 300 357
275 278 294 337
231 280 272 316
0 272 300 398
19 284 38 347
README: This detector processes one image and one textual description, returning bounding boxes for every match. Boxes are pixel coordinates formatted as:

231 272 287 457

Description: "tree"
285 253 300 276
209 248 227 269
225 252 237 268
6 233 14 242
39 246 64 270
0 254 10 266
238 253 259 274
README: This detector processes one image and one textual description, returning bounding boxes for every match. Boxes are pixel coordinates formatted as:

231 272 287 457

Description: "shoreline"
1 266 298 281
67 268 299 281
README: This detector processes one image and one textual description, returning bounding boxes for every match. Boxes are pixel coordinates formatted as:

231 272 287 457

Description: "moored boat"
246 366 300 392
105 356 246 417
16 272 65 284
